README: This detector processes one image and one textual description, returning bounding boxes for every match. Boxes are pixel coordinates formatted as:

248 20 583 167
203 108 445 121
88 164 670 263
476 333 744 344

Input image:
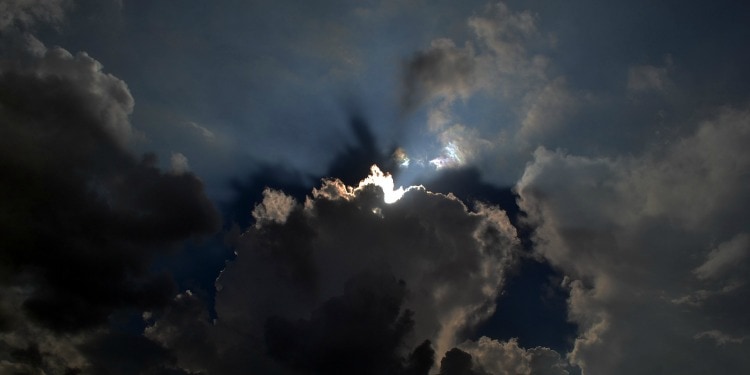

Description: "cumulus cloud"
459 336 568 375
516 106 750 374
439 347 477 375
0 38 220 372
1 37 136 145
251 187 297 227
145 165 535 373
433 338 569 375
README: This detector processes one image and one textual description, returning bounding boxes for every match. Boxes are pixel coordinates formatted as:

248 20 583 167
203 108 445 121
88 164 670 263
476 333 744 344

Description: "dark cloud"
0 39 219 371
439 348 478 375
404 339 436 375
264 272 415 374
0 69 218 331
79 332 176 375
144 292 218 374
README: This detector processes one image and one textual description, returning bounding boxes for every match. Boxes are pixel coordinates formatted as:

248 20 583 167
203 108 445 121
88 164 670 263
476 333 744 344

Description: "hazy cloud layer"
0 0 68 31
516 106 750 374
398 2 577 179
401 38 476 114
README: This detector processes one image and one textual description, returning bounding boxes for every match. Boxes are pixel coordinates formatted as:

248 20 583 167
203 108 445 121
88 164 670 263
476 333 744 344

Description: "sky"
1 0 749 374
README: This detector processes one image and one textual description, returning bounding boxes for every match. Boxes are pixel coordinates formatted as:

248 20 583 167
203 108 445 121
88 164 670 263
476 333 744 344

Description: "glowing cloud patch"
429 141 465 169
358 165 408 204
392 147 411 168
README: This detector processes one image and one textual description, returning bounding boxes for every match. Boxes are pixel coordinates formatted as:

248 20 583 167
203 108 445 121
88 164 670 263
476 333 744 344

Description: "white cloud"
251 188 297 227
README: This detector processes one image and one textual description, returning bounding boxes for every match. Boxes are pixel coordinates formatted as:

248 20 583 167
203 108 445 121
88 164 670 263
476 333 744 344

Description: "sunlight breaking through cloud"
358 165 411 204
429 141 465 169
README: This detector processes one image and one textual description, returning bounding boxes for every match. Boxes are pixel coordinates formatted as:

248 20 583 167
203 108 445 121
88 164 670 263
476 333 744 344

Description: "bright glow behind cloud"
429 141 465 169
358 165 409 204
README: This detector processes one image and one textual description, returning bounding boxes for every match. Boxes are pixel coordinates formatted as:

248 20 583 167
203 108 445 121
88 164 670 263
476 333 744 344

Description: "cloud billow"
516 106 750 374
0 38 220 373
143 168 572 374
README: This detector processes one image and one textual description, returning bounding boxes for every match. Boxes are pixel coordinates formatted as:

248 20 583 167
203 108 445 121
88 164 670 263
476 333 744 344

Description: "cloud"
170 152 190 174
401 38 476 113
263 271 415 374
694 330 748 346
398 2 578 181
693 233 749 280
147 166 526 373
0 38 220 371
516 105 750 374
251 188 297 227
468 2 544 92
517 77 576 141
185 121 216 141
458 336 568 375
627 60 671 93
0 0 67 31
439 347 478 375
1 36 136 145
144 291 219 374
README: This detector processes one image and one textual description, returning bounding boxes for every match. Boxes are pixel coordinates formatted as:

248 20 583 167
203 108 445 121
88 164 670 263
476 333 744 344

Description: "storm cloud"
0 35 219 372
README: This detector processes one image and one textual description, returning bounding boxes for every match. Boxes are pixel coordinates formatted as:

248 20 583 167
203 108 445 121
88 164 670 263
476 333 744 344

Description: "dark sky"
1 1 750 374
